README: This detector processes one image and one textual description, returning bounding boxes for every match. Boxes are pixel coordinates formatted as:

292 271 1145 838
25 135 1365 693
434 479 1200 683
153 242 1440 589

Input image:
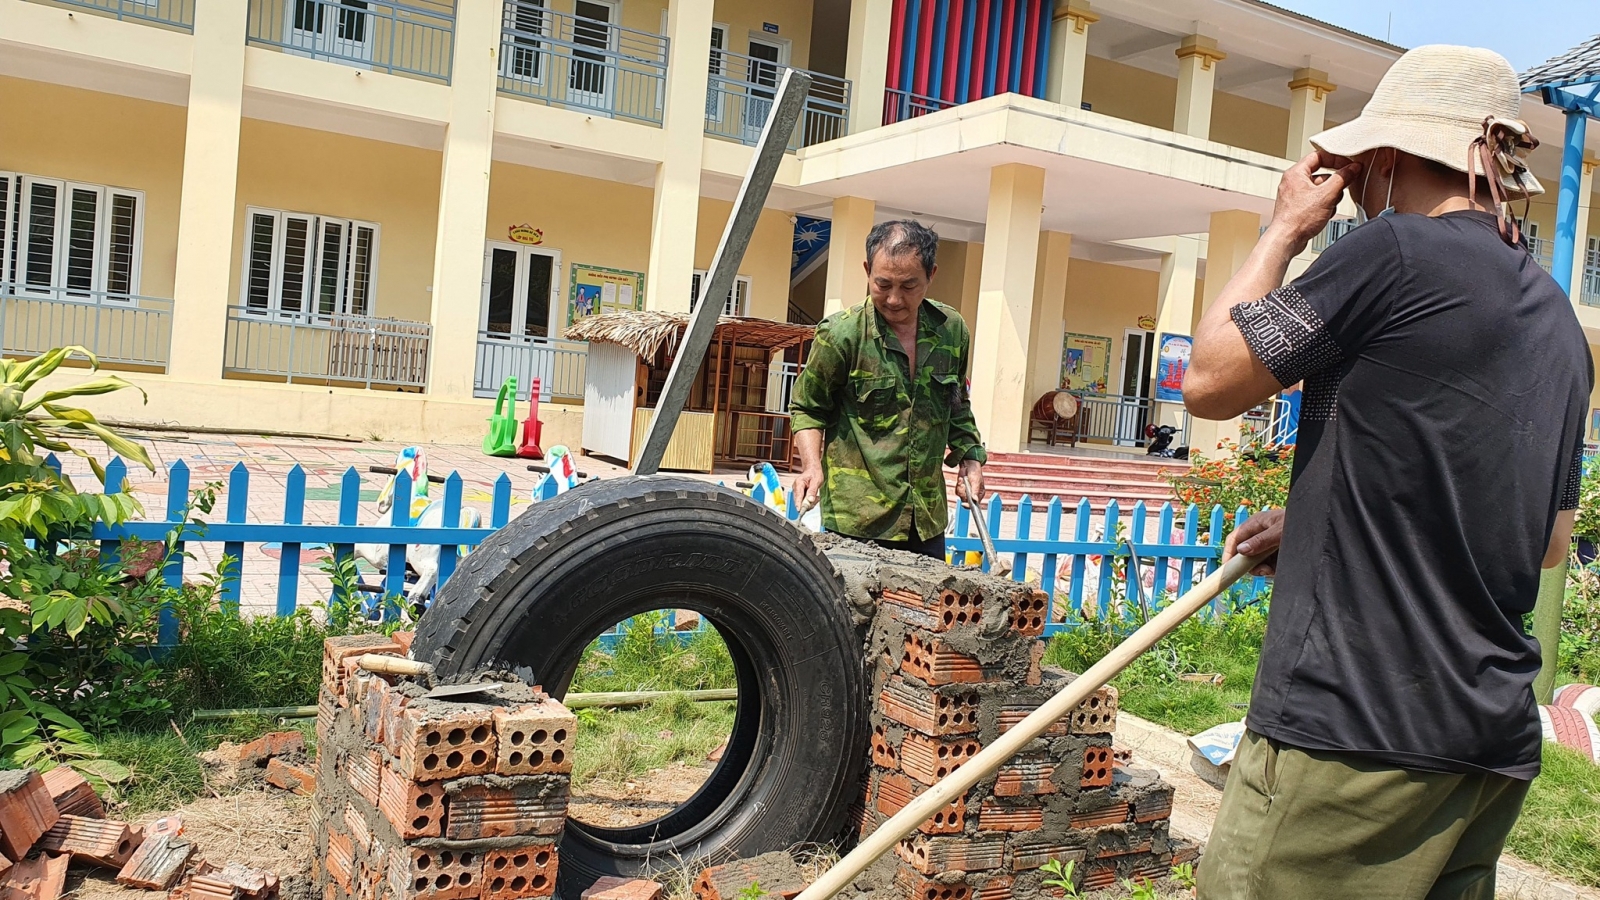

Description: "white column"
1190 210 1260 453
824 196 877 316
166 1 247 382
1572 156 1598 298
644 0 715 313
1173 35 1225 141
970 164 1045 454
846 0 893 135
1286 68 1335 160
1154 235 1200 428
1045 0 1097 110
424 0 501 398
1028 232 1073 403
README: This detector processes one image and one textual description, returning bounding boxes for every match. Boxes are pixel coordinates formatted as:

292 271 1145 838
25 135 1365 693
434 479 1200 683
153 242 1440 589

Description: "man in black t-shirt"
1185 46 1591 900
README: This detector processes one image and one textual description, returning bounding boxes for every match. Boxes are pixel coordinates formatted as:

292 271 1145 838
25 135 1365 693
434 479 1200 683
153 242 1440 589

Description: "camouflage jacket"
789 298 986 541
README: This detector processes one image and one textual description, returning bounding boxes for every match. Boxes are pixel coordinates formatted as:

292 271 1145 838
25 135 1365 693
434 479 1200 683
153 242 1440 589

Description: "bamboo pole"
793 551 1265 900
191 689 739 721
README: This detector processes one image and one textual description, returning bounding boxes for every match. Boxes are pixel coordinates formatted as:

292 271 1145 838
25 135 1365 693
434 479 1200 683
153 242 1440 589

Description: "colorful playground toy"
517 377 544 460
355 447 484 618
483 376 519 457
530 445 581 500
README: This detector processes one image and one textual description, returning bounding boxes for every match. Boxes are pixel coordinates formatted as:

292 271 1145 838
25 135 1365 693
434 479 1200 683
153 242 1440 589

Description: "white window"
689 270 751 317
1 171 143 303
242 207 378 318
503 0 547 84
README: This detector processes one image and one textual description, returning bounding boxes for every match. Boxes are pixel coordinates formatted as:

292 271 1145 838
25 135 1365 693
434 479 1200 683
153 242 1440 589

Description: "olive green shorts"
1198 730 1530 900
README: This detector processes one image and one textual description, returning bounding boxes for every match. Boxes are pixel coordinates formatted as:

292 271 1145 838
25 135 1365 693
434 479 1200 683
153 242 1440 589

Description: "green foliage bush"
1168 441 1292 541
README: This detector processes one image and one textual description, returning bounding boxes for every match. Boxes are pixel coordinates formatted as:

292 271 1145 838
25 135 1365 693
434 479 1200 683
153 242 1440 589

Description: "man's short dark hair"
866 220 939 277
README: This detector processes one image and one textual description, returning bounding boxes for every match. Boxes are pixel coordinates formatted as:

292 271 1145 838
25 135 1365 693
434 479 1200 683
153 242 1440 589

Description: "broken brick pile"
845 554 1197 897
0 765 283 900
312 633 577 900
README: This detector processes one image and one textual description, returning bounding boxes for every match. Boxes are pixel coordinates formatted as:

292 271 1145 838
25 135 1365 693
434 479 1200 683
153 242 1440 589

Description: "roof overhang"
788 94 1284 243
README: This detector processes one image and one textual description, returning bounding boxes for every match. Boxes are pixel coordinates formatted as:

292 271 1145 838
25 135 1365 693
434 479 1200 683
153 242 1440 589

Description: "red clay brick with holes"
583 877 664 900
326 831 355 893
878 678 981 736
442 778 570 840
116 832 195 890
993 760 1057 796
386 847 483 900
483 845 558 900
265 759 315 796
343 749 383 806
377 762 445 839
322 635 404 701
1068 803 1131 829
0 769 60 860
973 875 1011 900
1007 844 1086 872
392 705 498 782
1081 747 1113 788
895 834 1006 874
36 814 142 868
1008 591 1047 636
492 700 576 776
41 768 103 819
898 733 981 785
893 867 972 900
900 633 991 685
237 731 305 767
874 772 965 834
976 799 1042 832
871 723 900 769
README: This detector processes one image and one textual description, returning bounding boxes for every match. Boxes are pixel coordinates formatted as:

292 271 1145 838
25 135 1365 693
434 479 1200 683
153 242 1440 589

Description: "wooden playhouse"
567 310 814 473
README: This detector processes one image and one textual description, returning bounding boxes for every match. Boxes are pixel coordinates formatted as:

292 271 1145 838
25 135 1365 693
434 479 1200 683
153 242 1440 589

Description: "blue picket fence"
81 458 1266 646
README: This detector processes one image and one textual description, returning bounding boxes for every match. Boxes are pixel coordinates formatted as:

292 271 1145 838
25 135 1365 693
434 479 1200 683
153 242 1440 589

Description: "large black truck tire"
412 475 867 892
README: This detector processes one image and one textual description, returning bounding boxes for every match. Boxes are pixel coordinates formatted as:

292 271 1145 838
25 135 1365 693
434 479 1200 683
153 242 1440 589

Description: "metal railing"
26 0 193 29
1074 393 1154 445
497 2 667 124
246 0 454 83
1 284 174 370
1582 248 1600 308
705 52 850 150
1528 234 1555 275
1309 218 1359 253
473 333 587 402
224 306 431 390
1241 396 1298 447
882 87 960 126
766 361 802 413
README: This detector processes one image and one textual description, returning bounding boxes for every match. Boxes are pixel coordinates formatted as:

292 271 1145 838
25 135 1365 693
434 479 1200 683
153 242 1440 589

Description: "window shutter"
278 214 314 314
20 178 63 293
64 185 102 296
315 218 347 317
105 191 140 299
246 211 278 312
348 224 375 317
0 173 13 288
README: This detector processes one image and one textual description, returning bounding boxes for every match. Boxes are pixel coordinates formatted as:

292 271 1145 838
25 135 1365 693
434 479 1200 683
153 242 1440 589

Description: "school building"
3 0 1598 457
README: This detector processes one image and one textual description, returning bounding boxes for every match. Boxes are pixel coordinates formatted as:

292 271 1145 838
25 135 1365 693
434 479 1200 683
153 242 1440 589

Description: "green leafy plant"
735 882 765 900
1168 440 1291 542
1573 456 1600 545
1120 878 1159 900
1038 859 1081 898
1171 862 1197 890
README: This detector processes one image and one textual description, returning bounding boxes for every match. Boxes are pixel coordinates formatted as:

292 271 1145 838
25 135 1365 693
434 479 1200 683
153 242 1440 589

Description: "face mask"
1354 150 1397 224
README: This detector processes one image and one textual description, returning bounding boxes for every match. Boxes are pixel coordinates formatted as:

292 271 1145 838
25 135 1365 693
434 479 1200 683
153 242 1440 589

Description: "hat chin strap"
1468 116 1539 247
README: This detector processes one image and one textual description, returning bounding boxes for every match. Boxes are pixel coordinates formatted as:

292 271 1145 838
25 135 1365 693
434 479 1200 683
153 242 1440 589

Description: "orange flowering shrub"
1168 440 1292 541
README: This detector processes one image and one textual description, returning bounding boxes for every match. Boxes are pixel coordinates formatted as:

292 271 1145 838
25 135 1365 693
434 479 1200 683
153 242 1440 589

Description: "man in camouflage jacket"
789 220 987 558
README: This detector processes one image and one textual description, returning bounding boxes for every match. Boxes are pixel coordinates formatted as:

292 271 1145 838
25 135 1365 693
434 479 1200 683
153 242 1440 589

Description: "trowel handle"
356 654 432 677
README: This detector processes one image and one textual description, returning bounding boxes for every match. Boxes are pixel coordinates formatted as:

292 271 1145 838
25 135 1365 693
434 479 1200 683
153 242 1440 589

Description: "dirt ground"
68 791 314 900
568 763 713 829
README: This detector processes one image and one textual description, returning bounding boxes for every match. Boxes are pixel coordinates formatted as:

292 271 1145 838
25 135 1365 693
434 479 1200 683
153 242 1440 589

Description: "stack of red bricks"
857 567 1194 897
312 634 577 900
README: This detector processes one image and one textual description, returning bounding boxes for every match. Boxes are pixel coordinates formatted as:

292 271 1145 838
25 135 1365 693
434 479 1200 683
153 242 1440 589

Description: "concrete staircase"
944 451 1188 510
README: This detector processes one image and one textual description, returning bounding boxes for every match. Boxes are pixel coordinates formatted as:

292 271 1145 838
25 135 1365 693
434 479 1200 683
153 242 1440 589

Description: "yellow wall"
1060 258 1160 392
930 238 970 312
791 262 827 322
693 199 795 321
231 119 443 323
0 76 187 299
486 161 656 334
1082 56 1292 159
582 0 812 69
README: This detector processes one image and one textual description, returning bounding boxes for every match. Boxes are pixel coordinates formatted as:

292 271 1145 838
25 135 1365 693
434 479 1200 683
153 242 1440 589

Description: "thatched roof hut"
566 311 813 359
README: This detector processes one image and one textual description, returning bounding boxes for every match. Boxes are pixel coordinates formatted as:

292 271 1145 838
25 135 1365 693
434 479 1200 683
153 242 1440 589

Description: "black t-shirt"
1230 210 1592 779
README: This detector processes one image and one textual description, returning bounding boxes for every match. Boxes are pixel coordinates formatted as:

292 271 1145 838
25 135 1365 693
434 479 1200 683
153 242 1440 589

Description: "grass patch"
569 614 738 786
1507 742 1600 887
1043 606 1267 735
95 718 316 816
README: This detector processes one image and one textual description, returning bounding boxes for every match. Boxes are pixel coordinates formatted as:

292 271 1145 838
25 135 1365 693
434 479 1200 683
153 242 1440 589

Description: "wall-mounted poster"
1154 334 1192 402
1591 408 1600 443
1061 333 1112 394
569 264 645 322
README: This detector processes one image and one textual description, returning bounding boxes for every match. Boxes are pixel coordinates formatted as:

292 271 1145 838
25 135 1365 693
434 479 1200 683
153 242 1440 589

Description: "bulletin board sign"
569 264 645 322
1061 333 1112 394
1591 409 1600 443
1154 334 1192 402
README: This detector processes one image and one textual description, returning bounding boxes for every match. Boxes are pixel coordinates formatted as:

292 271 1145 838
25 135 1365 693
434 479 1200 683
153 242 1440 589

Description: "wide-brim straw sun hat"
1312 44 1543 196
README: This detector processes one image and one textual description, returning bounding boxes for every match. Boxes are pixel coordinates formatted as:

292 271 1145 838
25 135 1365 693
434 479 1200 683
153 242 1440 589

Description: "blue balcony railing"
705 51 850 150
497 1 667 125
1581 248 1600 308
26 0 193 30
246 0 454 83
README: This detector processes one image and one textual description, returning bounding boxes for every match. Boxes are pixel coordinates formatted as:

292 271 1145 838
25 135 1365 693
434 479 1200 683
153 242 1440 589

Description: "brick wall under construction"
833 543 1196 897
312 634 576 900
